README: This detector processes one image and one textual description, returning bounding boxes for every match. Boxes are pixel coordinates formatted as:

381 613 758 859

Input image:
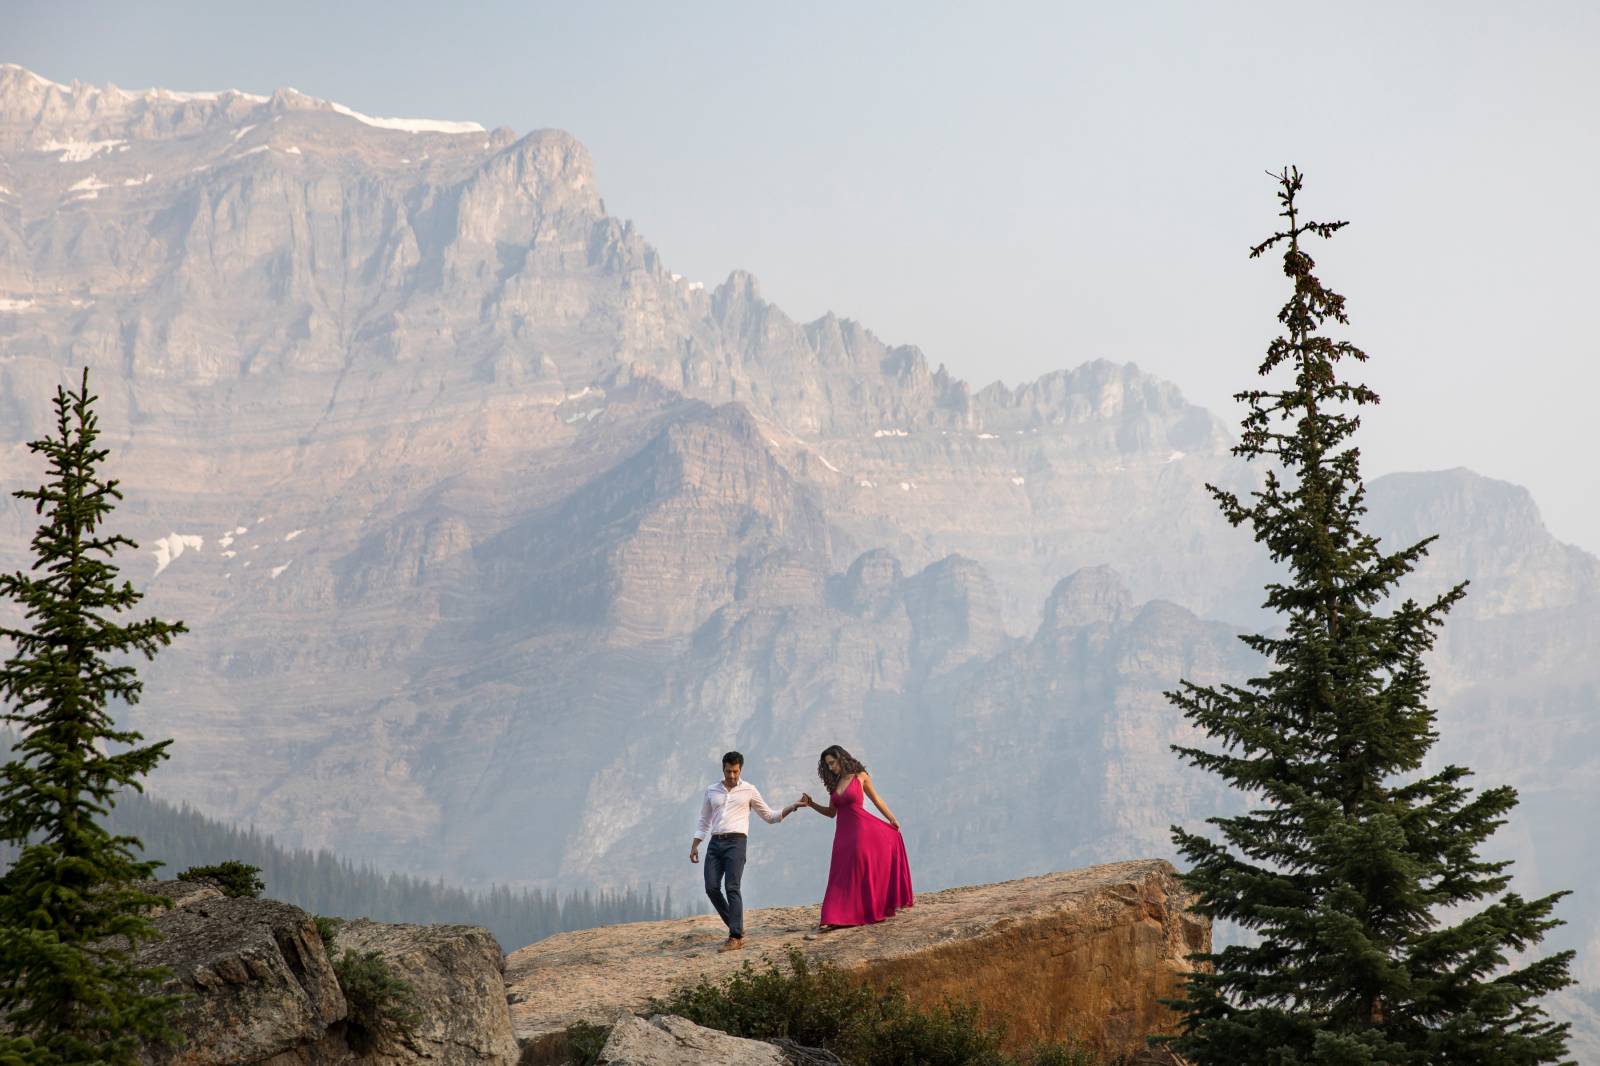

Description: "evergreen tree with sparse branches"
0 370 188 1064
1162 169 1575 1065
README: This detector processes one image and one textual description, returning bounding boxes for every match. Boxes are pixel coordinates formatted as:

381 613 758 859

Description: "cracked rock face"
137 896 345 1066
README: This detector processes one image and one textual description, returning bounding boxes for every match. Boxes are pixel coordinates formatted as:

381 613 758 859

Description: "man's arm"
690 790 713 863
748 786 785 824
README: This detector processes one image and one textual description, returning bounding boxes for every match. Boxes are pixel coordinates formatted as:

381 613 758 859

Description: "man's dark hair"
722 751 744 768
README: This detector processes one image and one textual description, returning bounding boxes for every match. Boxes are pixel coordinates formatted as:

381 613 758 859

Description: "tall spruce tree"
1163 169 1575 1065
0 370 187 1064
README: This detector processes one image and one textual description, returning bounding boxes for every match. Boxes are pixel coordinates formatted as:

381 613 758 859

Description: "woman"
797 745 914 928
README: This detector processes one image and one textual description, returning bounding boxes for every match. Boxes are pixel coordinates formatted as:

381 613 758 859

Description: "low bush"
313 914 344 953
648 948 1103 1066
176 860 265 898
564 1020 611 1066
334 949 422 1053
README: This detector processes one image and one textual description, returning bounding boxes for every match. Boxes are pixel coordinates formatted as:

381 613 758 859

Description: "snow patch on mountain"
152 533 204 577
327 100 484 135
40 139 126 162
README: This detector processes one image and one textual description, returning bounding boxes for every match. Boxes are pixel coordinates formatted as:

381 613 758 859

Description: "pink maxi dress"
819 776 915 926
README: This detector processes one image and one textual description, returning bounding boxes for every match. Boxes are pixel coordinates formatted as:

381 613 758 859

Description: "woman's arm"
860 773 899 830
800 792 836 818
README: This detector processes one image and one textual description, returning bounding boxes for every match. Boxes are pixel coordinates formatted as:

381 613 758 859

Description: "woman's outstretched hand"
798 792 812 809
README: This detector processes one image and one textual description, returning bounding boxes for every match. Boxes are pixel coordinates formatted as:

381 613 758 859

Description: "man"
691 750 796 952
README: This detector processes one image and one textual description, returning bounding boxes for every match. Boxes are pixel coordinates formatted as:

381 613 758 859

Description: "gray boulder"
332 918 520 1065
137 895 345 1065
595 1015 788 1066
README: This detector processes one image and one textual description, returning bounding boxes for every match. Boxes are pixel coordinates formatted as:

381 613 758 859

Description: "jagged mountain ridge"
0 61 1252 627
2 64 1596 1007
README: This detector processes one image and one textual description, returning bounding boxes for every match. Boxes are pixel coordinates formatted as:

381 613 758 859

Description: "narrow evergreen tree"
1164 169 1574 1064
0 370 187 1063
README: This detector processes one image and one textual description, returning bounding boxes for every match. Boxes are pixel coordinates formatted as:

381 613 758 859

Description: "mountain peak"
1 64 489 146
1041 566 1133 632
0 62 268 110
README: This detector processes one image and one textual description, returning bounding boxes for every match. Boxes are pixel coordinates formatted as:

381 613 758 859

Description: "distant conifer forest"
0 769 688 953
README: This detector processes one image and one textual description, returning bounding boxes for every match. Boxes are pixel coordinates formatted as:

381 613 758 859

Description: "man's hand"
689 841 700 864
798 792 812 808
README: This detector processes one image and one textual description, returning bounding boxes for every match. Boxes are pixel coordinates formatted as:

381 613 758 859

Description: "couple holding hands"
689 745 914 952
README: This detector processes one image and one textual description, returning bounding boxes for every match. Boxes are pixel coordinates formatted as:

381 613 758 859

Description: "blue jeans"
704 834 748 938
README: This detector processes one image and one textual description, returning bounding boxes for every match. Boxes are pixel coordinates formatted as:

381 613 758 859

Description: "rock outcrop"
137 894 346 1065
593 1015 789 1066
504 859 1207 1064
131 882 516 1065
333 919 521 1065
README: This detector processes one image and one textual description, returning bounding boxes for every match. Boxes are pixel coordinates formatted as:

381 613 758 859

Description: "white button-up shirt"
695 780 783 838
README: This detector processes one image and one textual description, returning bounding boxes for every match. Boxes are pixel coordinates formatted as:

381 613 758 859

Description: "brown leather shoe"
717 936 745 953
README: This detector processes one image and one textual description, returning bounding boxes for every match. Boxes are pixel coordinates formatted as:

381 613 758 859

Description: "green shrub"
177 860 265 898
313 914 343 953
1021 1045 1100 1066
563 1020 611 1066
334 949 422 1053
648 948 1104 1066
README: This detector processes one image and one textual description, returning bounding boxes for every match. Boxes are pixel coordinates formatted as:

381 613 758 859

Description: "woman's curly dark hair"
817 745 867 797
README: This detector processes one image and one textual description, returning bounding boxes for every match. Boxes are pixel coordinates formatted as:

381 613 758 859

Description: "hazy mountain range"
2 63 1595 1048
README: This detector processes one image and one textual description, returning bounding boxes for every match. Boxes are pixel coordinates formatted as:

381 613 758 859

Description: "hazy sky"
12 1 1600 550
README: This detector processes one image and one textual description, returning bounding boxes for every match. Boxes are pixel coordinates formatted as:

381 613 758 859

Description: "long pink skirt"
819 777 914 926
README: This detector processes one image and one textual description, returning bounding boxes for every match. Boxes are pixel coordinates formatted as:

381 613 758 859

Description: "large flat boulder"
505 858 1207 1064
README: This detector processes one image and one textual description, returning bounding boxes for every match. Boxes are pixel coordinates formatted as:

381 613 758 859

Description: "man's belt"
711 832 747 840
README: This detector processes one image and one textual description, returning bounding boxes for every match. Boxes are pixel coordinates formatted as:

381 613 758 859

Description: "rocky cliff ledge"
505 859 1207 1064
